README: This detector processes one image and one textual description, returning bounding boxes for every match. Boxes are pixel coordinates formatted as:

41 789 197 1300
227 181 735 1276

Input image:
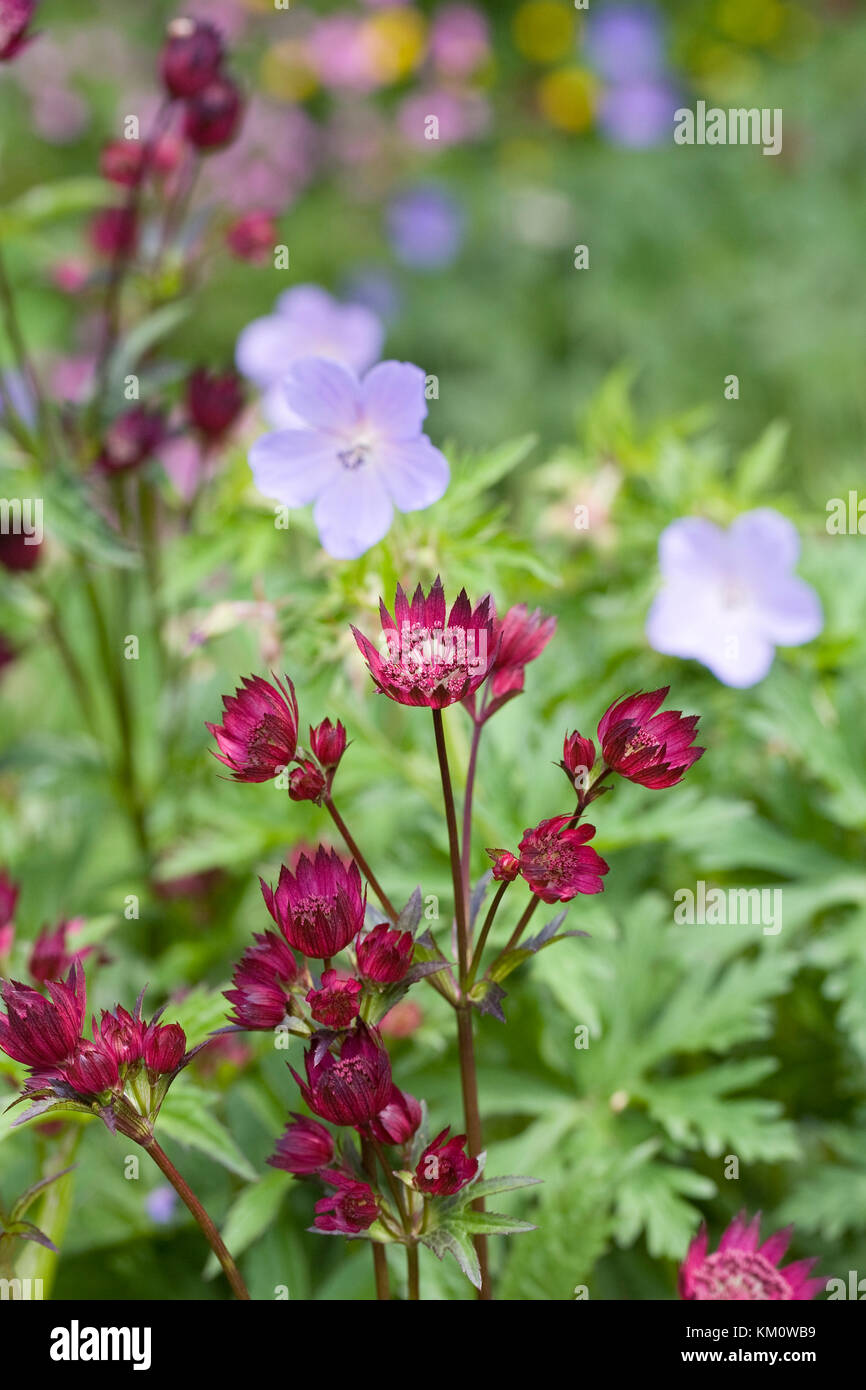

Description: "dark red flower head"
160 17 224 98
415 1127 477 1195
63 1039 119 1097
100 139 145 187
598 687 704 789
183 75 243 151
0 870 19 928
679 1211 823 1301
0 960 85 1069
268 1113 335 1176
486 849 520 883
94 1003 145 1065
0 0 38 61
207 673 299 782
224 930 302 1031
98 406 165 472
186 367 244 440
226 209 277 264
561 731 596 786
0 529 42 572
306 969 362 1028
309 719 347 772
314 1170 379 1234
518 815 609 903
352 577 494 709
292 1023 392 1128
143 1021 187 1074
28 919 86 984
262 847 366 960
472 603 556 720
89 206 138 259
289 760 327 805
357 923 413 984
370 1084 422 1146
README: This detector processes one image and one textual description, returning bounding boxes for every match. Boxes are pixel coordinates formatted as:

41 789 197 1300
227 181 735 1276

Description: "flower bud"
357 923 413 984
306 970 361 1028
268 1113 334 1175
160 17 223 98
486 848 519 882
289 760 327 805
186 367 244 440
183 76 243 151
226 210 277 264
143 1021 187 1074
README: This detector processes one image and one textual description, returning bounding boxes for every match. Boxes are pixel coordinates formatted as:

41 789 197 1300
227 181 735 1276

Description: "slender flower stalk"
143 1138 250 1300
324 796 398 922
361 1136 390 1300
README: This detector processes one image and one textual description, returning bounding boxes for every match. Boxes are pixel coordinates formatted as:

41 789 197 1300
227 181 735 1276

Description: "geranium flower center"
338 442 371 470
691 1250 791 1300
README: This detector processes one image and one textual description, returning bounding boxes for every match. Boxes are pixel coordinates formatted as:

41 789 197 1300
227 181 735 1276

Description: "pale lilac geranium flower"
646 510 823 688
248 358 449 559
235 284 384 429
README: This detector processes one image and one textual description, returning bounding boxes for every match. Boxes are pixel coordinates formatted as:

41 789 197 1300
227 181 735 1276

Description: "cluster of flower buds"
160 18 243 151
0 962 195 1143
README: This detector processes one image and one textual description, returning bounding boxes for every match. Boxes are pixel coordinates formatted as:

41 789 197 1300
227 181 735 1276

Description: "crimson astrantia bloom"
94 1004 145 1065
186 367 244 440
98 406 165 472
415 1127 477 1195
309 719 347 772
518 815 609 903
207 674 299 782
357 923 413 984
352 577 494 709
679 1212 823 1301
485 849 519 883
370 1084 422 1146
0 961 85 1068
0 870 19 928
28 918 87 984
62 1039 119 1097
268 1113 335 1176
184 76 244 151
469 604 556 721
0 0 37 61
292 1023 392 1127
160 17 224 98
306 970 362 1028
100 139 145 187
143 1022 187 1074
0 529 41 572
224 930 302 1031
262 847 366 960
226 209 278 264
89 207 138 259
289 760 327 805
597 686 704 789
561 731 596 783
314 1170 379 1234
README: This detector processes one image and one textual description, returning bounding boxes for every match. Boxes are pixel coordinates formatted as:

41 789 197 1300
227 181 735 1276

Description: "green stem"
324 796 398 922
466 881 508 989
143 1137 250 1300
361 1137 390 1300
406 1243 420 1301
459 718 483 919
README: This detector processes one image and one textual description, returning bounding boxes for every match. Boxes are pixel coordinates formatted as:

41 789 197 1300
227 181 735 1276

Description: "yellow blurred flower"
364 8 427 84
714 0 784 46
537 67 597 133
260 42 318 103
513 2 575 65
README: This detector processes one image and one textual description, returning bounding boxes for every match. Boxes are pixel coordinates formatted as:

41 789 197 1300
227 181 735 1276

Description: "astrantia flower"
183 76 244 151
224 930 303 1031
268 1113 335 1176
646 510 823 688
248 358 449 559
28 919 87 983
207 673 299 782
314 1171 379 1234
357 923 413 984
63 1039 119 1097
486 849 520 883
235 284 384 428
306 969 362 1028
598 686 703 789
469 603 555 721
0 870 19 929
262 847 366 960
415 1127 477 1195
142 1022 187 1074
289 760 327 805
0 0 38 61
292 1023 392 1127
226 209 277 264
160 17 224 98
370 1084 422 1146
518 816 609 903
679 1212 823 1301
89 207 138 259
560 731 596 786
309 719 347 772
98 406 165 471
186 367 244 440
0 961 85 1068
352 576 494 708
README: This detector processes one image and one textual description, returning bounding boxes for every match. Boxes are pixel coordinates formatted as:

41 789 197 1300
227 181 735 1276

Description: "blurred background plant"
1 0 864 1300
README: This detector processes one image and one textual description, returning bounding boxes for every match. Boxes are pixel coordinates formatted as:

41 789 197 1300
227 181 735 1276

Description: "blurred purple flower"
598 79 679 148
201 99 319 213
236 285 384 428
584 4 666 83
646 510 823 688
146 1185 178 1225
0 370 36 428
248 357 449 559
342 268 402 324
387 186 464 270
307 16 381 93
430 5 490 78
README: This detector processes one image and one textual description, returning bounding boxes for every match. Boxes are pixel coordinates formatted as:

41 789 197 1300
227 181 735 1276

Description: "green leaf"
157 1082 257 1182
203 1169 287 1278
0 178 114 236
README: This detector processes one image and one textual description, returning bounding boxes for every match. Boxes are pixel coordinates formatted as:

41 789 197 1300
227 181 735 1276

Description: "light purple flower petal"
235 284 385 390
700 624 778 689
362 360 428 437
236 316 298 388
249 429 342 505
313 470 393 559
658 517 729 582
283 358 362 433
728 508 801 574
378 437 450 511
752 576 823 647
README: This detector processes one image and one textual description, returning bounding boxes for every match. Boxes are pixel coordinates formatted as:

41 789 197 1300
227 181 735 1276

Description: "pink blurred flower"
429 5 490 78
398 87 490 148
